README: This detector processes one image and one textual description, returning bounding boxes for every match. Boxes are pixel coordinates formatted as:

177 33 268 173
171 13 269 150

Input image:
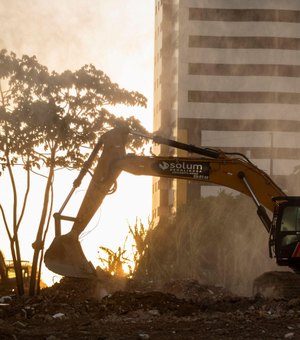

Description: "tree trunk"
6 152 24 296
9 241 24 296
29 157 55 296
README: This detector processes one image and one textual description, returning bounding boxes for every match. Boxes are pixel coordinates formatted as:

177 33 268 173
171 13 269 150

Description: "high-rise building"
153 0 300 224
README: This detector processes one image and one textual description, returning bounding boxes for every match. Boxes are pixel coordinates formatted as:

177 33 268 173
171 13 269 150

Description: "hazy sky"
0 0 155 282
1 0 154 127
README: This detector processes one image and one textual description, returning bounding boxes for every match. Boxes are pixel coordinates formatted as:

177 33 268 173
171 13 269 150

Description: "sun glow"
0 1 154 287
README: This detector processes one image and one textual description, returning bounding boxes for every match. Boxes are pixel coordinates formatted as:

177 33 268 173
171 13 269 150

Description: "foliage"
128 218 155 270
0 49 148 295
133 192 278 296
98 246 130 277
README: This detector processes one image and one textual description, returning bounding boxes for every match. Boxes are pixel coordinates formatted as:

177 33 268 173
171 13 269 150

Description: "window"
281 206 300 231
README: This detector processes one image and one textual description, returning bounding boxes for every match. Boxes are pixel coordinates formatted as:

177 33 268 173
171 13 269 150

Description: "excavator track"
253 271 300 299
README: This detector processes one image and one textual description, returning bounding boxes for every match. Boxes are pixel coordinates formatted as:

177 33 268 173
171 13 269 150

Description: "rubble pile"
1 277 300 339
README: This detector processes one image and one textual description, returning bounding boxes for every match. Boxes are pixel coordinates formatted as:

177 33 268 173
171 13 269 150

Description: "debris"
0 278 298 338
52 312 65 319
0 295 12 303
13 321 27 328
148 309 160 316
46 336 59 340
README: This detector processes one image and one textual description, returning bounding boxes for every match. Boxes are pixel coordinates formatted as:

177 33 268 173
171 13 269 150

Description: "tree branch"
0 203 12 241
5 151 18 229
16 155 31 232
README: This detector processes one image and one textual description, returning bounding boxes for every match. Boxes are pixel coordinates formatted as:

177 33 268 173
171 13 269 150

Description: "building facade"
153 0 300 223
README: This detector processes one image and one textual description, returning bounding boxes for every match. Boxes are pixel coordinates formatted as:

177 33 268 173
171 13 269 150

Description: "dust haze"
0 0 154 92
1 1 294 294
0 0 154 284
135 193 279 296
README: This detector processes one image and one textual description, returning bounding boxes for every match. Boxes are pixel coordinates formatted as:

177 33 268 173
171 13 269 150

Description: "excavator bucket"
44 232 96 278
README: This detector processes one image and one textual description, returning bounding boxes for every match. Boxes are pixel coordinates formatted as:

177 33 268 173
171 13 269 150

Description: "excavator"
0 251 32 293
44 126 300 297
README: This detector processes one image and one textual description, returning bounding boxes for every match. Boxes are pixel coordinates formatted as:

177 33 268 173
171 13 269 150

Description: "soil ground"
1 277 300 339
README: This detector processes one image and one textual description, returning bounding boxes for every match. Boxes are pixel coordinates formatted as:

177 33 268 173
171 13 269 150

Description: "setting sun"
0 0 154 286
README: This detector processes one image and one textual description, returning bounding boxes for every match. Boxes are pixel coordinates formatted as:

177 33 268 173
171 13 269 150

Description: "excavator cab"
271 197 300 271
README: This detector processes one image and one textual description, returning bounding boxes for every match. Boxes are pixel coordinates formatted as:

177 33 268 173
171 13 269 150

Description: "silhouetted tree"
0 49 147 295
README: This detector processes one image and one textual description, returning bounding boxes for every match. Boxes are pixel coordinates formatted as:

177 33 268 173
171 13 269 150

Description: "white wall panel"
187 21 300 38
184 75 300 93
180 102 300 120
182 0 300 11
182 49 300 65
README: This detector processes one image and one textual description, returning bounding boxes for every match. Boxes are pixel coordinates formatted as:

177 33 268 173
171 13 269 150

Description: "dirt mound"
1 277 300 339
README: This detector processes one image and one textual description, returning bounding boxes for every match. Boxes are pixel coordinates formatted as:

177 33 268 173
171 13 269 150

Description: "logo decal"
153 160 210 180
292 242 300 257
159 161 169 171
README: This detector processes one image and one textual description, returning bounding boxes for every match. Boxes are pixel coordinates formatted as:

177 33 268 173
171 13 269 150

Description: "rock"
148 309 160 316
46 336 59 340
52 312 65 319
0 296 12 303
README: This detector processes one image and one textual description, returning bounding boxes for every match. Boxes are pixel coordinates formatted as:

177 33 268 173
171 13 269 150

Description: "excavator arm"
44 128 129 278
44 127 287 278
116 154 283 214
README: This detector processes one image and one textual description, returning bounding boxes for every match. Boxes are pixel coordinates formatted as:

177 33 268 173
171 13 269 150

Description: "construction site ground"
1 277 300 339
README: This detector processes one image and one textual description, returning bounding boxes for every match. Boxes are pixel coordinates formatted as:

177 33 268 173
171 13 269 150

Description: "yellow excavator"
0 251 32 293
44 127 300 296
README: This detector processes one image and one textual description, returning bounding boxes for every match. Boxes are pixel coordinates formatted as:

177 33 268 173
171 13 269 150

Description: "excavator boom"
115 154 284 212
